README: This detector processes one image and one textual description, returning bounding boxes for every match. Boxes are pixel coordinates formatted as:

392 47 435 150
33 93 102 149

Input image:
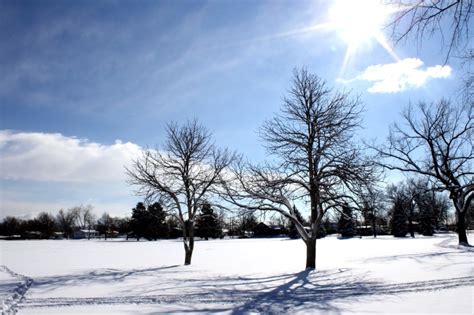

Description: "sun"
329 0 390 47
327 0 400 73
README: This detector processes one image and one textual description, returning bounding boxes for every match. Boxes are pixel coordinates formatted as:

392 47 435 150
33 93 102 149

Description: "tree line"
2 181 463 241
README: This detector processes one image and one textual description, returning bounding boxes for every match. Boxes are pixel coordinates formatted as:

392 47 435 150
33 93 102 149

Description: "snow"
0 233 473 314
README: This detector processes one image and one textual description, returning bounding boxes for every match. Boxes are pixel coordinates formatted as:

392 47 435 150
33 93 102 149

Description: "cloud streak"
0 130 141 182
343 58 452 93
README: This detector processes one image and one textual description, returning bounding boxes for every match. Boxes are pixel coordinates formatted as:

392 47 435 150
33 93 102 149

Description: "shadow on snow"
16 261 474 314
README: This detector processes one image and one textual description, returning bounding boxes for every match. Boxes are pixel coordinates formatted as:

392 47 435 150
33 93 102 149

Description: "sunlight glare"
328 0 400 75
328 0 392 47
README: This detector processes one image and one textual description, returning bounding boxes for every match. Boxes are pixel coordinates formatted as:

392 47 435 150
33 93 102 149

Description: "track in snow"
17 273 474 312
0 266 33 315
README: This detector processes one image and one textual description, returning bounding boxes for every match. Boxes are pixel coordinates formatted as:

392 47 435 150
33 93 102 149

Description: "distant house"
24 231 42 239
253 222 285 237
73 229 99 239
53 231 65 239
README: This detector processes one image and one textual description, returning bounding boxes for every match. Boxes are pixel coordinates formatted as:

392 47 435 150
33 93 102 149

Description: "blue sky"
0 0 469 218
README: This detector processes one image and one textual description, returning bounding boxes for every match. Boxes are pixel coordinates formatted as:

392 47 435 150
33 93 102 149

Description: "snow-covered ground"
0 233 473 314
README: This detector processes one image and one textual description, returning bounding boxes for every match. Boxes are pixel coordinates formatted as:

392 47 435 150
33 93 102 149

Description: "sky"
0 0 470 219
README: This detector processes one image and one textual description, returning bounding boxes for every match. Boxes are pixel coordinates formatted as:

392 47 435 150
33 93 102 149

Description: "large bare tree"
374 100 473 245
127 120 234 265
223 69 376 269
388 0 473 60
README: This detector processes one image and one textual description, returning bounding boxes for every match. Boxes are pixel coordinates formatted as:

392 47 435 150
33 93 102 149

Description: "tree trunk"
305 238 316 269
372 216 377 238
183 221 195 265
456 210 469 246
408 206 415 238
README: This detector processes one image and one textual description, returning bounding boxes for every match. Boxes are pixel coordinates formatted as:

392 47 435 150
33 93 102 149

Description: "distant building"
73 229 99 239
253 222 285 237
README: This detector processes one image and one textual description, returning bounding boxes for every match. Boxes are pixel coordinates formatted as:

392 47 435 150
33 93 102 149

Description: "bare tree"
388 0 473 60
356 184 385 238
460 49 473 101
373 100 473 245
127 120 235 265
97 212 115 240
223 69 377 269
56 209 76 239
70 205 96 239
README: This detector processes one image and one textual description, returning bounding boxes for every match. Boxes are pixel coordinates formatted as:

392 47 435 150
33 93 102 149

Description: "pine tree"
130 202 147 241
338 205 355 238
130 202 168 241
195 203 221 240
390 198 408 237
146 202 168 240
288 206 306 239
414 191 434 236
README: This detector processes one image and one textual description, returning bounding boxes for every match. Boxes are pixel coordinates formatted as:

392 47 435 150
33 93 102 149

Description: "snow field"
0 233 473 314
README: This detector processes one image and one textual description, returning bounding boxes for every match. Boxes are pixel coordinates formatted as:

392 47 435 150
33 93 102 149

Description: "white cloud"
345 58 452 93
0 130 142 182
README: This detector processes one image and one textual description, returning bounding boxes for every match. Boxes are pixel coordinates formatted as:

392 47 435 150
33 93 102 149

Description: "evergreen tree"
116 217 131 240
166 216 181 238
130 202 168 241
130 202 147 241
146 202 168 240
432 193 450 231
288 206 306 239
419 204 434 236
338 205 356 238
390 198 408 237
195 202 221 240
414 191 434 236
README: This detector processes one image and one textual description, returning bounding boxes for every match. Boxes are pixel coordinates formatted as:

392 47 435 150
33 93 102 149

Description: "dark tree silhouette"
0 216 22 237
288 206 306 239
34 212 57 239
130 202 168 241
195 202 221 240
238 213 258 237
388 0 473 60
56 209 76 239
374 100 473 245
338 205 356 238
130 202 147 241
223 68 377 269
147 202 168 239
96 212 116 240
127 120 235 265
387 184 409 237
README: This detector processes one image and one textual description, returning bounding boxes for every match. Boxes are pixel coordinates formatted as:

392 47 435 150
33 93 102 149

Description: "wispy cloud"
341 58 452 93
0 130 141 182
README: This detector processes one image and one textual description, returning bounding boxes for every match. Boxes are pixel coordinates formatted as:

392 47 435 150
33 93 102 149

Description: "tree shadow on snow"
29 265 182 293
18 265 474 314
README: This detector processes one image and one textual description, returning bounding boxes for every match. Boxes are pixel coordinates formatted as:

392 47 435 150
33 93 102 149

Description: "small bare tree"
388 0 473 60
374 100 473 245
56 209 77 239
127 120 235 265
355 183 385 238
223 69 376 269
70 205 96 239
